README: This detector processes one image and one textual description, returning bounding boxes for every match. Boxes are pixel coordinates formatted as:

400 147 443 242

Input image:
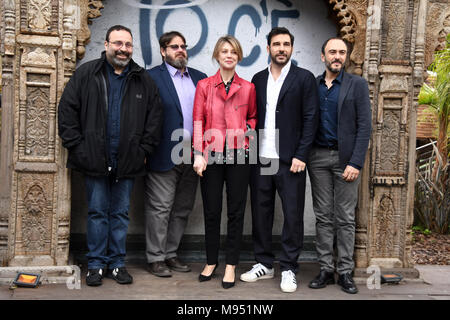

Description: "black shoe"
107 267 133 284
222 280 235 289
222 268 236 289
309 270 335 289
148 261 172 277
165 257 191 272
86 268 104 286
198 264 218 282
337 273 358 294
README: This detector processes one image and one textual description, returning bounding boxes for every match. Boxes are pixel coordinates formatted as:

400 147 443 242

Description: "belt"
316 144 338 151
209 148 249 164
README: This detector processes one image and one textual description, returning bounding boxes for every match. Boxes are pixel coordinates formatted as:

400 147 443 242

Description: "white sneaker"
280 270 297 293
240 263 274 282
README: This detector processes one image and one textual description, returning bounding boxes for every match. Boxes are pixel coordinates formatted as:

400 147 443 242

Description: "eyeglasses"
166 44 188 51
108 41 133 49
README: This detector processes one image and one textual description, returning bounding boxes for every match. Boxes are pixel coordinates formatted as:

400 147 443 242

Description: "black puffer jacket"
58 52 163 178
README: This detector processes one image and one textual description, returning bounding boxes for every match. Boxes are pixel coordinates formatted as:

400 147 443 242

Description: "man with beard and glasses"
307 37 371 294
240 27 319 293
145 31 207 277
58 25 163 287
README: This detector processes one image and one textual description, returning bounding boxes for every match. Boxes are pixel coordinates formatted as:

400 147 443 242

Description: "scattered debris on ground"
411 232 450 265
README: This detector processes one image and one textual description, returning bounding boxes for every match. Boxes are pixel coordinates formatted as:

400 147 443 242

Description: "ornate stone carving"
24 184 47 215
20 0 59 34
374 66 410 181
18 45 57 162
374 194 396 257
369 187 404 268
25 87 50 157
88 1 104 19
329 0 368 75
379 73 409 93
28 0 52 30
380 111 401 170
62 0 77 82
425 3 450 68
22 184 50 253
14 174 53 257
381 0 415 62
21 47 56 68
76 0 104 60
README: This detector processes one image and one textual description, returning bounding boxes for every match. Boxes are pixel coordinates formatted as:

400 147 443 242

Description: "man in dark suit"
145 31 207 277
307 37 371 294
240 27 319 293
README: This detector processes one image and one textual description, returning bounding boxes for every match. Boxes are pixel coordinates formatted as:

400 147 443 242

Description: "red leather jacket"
193 70 257 155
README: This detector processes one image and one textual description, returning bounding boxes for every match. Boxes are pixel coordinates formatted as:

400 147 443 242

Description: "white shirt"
260 60 291 159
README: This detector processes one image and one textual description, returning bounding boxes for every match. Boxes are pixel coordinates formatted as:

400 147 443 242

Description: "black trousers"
200 162 250 265
250 159 306 273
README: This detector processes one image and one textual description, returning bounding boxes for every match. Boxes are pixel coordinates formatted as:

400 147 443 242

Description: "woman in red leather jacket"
193 35 257 289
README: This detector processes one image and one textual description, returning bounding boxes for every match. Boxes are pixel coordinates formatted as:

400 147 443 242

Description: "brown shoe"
148 261 172 277
165 257 191 272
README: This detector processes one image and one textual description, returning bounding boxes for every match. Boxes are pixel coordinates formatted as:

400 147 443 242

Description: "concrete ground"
0 262 449 301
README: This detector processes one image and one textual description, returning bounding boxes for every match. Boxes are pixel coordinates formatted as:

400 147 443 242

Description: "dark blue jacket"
147 63 207 172
315 71 372 170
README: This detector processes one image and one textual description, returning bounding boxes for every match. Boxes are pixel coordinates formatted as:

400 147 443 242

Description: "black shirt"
316 70 343 149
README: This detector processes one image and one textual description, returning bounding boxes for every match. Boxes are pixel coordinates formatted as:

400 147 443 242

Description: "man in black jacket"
240 27 319 293
58 25 163 287
307 37 371 294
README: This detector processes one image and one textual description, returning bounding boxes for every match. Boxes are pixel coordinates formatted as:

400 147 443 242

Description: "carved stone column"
356 0 429 272
0 0 102 267
0 0 17 266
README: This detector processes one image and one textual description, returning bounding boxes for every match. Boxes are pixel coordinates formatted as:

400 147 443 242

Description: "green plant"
418 34 450 169
415 33 450 235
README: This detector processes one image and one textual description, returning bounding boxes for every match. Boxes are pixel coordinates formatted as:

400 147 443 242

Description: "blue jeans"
84 175 134 269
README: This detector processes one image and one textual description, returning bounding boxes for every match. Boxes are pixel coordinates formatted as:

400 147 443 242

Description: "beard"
270 51 291 67
325 59 343 74
106 49 131 69
165 53 188 70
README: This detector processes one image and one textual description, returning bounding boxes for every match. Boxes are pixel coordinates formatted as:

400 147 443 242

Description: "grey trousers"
307 147 360 275
144 164 198 263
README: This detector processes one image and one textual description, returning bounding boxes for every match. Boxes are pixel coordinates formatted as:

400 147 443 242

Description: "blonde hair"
212 35 243 62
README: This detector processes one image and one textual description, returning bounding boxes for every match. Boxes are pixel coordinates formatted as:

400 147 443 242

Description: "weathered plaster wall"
70 0 338 236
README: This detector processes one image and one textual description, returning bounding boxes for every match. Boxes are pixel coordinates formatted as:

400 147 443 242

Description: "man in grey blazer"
307 37 371 294
145 31 207 277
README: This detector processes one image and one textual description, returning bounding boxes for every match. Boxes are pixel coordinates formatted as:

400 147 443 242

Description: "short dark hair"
321 37 348 54
105 25 133 42
159 31 186 49
267 27 294 46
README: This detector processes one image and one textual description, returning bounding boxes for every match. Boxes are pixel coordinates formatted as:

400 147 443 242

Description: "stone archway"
0 0 447 273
